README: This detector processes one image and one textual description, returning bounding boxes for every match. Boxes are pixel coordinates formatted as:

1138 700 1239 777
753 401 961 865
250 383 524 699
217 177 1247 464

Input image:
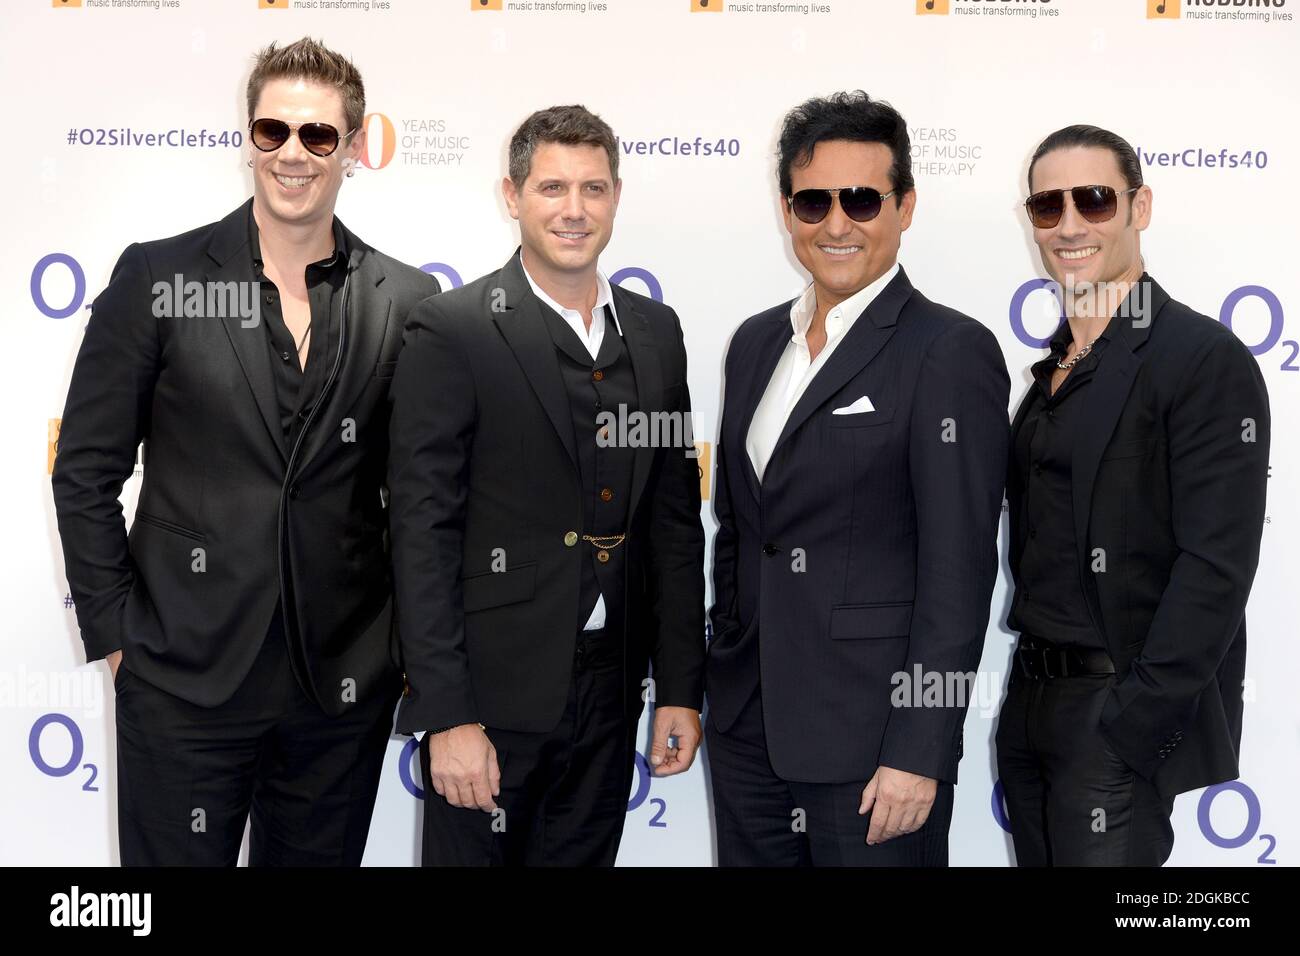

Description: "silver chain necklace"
1056 337 1099 371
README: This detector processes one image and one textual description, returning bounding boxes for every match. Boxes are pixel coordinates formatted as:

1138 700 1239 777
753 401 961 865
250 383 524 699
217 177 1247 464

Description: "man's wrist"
428 721 485 736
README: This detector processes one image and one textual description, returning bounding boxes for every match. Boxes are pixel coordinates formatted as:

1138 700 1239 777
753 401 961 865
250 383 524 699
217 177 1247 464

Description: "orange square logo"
48 419 61 474
917 0 949 14
472 0 503 10
52 0 83 7
691 0 723 11
1147 0 1179 17
695 442 712 501
259 0 287 9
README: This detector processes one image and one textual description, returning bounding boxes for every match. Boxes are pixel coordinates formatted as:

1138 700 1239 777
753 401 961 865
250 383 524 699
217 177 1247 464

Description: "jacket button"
592 370 604 382
564 531 578 547
597 550 610 563
762 543 778 555
289 484 300 499
600 488 613 502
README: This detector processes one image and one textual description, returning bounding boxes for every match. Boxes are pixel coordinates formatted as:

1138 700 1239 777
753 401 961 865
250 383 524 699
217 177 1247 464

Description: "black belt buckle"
1016 646 1034 680
1017 643 1069 680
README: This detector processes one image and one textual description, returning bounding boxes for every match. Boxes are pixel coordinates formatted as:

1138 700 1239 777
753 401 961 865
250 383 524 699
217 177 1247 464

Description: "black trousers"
995 667 1176 866
706 685 954 867
114 612 400 866
419 625 640 866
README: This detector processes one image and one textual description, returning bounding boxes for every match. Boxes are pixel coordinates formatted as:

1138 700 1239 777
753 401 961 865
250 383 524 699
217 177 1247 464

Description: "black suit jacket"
708 266 1011 784
1007 275 1270 798
51 199 440 715
388 251 705 735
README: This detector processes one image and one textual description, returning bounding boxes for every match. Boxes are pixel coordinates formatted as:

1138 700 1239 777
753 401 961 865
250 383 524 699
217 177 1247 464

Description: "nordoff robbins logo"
152 274 261 327
49 885 151 936
596 404 699 458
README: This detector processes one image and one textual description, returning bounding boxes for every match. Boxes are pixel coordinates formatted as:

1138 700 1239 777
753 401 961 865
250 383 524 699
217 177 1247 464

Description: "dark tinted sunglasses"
788 186 897 224
250 117 355 157
1024 184 1139 229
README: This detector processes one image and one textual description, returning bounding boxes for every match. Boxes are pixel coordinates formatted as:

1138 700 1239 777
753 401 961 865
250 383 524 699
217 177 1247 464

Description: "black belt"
1016 635 1115 680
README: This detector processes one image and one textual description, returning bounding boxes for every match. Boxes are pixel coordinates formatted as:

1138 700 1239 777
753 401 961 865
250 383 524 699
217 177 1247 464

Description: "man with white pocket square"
706 91 1010 865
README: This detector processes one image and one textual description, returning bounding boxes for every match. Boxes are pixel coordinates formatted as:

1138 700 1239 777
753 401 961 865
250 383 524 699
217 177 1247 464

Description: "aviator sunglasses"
787 186 897 224
249 117 356 157
1024 184 1139 229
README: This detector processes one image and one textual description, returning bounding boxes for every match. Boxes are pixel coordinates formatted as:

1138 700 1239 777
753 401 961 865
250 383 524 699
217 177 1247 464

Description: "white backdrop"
3 0 1295 866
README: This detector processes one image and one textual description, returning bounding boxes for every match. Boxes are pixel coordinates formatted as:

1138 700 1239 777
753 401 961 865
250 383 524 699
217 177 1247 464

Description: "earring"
247 159 253 167
346 168 355 178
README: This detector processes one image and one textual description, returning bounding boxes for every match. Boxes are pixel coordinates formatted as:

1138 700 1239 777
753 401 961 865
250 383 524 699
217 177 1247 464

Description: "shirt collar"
789 261 900 343
248 204 348 272
520 257 621 334
1046 299 1129 357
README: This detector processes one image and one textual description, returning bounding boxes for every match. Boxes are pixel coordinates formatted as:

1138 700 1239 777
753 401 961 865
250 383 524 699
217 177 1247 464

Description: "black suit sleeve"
707 338 742 647
879 320 1010 783
1101 332 1270 779
644 308 706 711
51 243 159 662
388 297 480 734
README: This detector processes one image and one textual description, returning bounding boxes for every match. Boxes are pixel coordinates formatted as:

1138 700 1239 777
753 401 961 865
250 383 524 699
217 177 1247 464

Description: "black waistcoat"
536 300 638 632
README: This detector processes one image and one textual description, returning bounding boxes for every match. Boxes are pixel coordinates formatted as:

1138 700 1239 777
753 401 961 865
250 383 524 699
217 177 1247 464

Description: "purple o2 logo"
626 751 667 827
29 713 99 791
1008 279 1066 349
31 253 88 319
990 779 1012 833
1220 285 1296 371
609 267 663 303
398 736 424 800
1197 781 1276 864
419 262 464 291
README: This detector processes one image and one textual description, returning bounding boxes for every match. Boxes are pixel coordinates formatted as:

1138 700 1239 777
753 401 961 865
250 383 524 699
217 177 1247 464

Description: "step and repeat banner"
3 0 1295 866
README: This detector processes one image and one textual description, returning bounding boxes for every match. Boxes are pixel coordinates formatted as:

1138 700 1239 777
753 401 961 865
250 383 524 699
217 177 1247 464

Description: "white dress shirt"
521 259 621 630
745 262 900 482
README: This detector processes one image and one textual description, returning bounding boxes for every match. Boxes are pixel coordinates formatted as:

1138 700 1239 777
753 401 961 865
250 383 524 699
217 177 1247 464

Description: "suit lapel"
733 314 791 503
492 253 579 474
208 200 287 463
1070 275 1164 625
295 238 390 471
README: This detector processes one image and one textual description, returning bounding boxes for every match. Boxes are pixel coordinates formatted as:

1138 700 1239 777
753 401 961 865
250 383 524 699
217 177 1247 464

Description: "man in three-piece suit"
706 92 1010 866
51 39 439 865
388 105 706 866
997 125 1270 866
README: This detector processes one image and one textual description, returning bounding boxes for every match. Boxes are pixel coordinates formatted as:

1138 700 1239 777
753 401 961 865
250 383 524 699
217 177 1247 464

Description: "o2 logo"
417 264 663 304
29 713 99 791
609 267 663 303
398 736 424 799
1219 286 1294 370
1197 781 1276 864
1009 279 1296 371
991 779 1012 833
420 262 463 290
626 751 668 827
31 253 88 319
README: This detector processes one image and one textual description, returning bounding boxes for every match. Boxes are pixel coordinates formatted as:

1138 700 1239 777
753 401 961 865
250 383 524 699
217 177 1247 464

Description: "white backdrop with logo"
3 0 1295 866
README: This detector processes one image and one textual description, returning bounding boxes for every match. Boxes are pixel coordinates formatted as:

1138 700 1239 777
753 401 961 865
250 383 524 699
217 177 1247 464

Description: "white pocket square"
832 395 876 415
